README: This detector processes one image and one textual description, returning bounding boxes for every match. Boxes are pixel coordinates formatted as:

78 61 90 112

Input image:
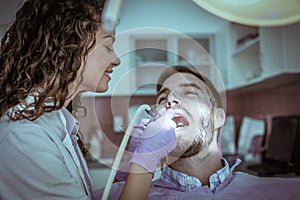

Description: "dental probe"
101 104 151 200
146 106 161 123
121 106 161 130
121 125 145 130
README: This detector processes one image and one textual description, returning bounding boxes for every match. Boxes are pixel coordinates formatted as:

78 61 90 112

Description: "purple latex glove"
130 109 177 173
115 119 150 181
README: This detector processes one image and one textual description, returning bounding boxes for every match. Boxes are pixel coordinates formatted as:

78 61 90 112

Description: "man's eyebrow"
156 87 170 98
180 83 201 90
157 83 206 97
179 83 208 94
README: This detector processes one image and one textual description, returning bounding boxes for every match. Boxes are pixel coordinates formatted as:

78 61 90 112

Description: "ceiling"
0 0 24 25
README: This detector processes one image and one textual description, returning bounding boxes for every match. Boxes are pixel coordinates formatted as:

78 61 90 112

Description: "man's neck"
166 151 222 186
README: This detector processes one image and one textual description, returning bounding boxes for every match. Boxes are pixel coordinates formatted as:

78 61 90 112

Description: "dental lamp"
102 0 124 33
192 0 300 27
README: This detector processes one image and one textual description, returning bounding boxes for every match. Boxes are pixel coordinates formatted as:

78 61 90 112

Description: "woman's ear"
214 108 226 129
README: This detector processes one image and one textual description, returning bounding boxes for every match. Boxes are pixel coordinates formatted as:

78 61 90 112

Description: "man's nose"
167 92 180 108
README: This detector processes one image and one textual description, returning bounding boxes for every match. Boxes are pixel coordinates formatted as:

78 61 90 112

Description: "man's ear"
214 108 226 129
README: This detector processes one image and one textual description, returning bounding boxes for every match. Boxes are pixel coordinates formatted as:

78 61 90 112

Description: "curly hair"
0 0 105 120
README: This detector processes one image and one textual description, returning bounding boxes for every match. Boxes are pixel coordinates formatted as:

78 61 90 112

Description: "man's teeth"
176 122 185 128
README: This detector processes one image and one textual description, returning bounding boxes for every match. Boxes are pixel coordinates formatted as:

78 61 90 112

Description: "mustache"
169 105 192 119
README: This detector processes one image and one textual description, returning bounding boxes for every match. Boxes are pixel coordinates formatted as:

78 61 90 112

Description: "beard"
171 135 204 158
169 111 214 159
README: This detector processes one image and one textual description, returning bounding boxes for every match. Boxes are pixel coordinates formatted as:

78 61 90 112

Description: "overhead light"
192 0 300 26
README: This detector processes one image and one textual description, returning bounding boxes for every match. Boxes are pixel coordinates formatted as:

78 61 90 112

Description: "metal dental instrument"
146 106 161 122
121 106 161 130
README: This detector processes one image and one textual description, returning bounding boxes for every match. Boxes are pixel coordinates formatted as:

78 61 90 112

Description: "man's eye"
157 97 167 104
185 91 197 96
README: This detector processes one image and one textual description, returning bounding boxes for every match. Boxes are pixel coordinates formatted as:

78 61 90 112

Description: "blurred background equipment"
247 115 300 176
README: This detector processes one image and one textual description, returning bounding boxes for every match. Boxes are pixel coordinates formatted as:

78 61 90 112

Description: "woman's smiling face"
76 28 121 94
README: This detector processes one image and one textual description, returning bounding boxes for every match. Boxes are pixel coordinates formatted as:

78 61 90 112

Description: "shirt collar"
61 107 80 136
161 158 230 192
209 159 230 192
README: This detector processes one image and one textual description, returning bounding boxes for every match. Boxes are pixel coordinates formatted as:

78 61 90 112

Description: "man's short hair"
156 65 223 109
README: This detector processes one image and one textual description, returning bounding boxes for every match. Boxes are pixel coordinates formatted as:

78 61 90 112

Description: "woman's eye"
104 46 114 52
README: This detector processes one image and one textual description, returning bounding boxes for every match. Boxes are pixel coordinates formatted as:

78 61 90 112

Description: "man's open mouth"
172 114 189 128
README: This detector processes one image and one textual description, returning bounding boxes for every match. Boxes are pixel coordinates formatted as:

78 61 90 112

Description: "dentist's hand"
130 109 177 173
115 119 148 181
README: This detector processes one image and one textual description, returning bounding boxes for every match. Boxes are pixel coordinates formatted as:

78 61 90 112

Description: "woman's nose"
112 53 121 67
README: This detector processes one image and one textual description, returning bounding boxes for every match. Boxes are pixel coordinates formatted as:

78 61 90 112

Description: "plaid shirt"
160 159 230 193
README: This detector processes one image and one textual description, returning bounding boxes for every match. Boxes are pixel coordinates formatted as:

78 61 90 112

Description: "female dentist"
0 0 176 199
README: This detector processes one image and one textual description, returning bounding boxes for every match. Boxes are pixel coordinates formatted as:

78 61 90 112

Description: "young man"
99 65 300 199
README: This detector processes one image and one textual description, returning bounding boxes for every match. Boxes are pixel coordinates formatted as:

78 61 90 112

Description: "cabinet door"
133 37 170 95
215 24 230 88
260 22 300 77
260 26 286 77
130 34 215 95
227 23 261 90
285 22 300 72
177 37 212 78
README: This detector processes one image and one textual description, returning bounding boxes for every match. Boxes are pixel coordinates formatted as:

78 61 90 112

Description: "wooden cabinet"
226 23 262 90
131 34 213 95
226 21 300 91
260 22 300 77
132 36 172 95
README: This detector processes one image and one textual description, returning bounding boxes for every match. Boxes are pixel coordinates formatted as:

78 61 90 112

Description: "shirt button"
179 177 185 186
187 177 194 184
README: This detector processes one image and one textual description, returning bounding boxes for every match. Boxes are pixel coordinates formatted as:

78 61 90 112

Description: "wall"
117 0 227 33
227 81 300 150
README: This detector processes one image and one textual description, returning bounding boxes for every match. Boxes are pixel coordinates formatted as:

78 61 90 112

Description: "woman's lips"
104 73 111 80
104 69 113 80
